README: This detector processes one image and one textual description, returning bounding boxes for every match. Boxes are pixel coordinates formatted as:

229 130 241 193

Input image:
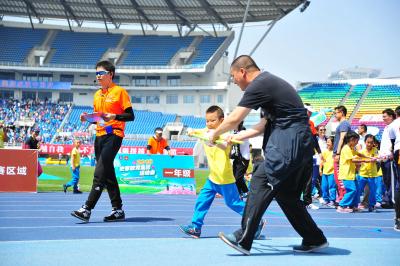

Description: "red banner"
0 149 38 192
163 168 195 178
39 144 193 156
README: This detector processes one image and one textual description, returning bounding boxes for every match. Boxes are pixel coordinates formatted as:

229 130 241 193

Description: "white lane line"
0 204 196 207
0 216 393 221
0 224 395 229
1 236 399 244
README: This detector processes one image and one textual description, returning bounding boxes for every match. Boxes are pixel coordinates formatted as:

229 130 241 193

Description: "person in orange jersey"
147 127 172 156
71 60 134 223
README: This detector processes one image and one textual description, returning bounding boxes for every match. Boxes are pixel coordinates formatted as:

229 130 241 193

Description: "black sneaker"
395 219 400 232
71 205 91 222
73 190 83 194
381 202 394 209
63 184 67 193
103 208 125 222
293 241 329 253
218 232 250 255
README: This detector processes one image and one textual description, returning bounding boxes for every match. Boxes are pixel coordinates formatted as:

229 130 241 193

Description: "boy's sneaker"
375 202 382 208
62 184 67 193
394 219 400 232
73 190 83 194
327 201 336 208
103 208 125 222
293 241 329 253
307 203 319 210
71 205 91 222
218 232 250 255
254 219 267 239
357 204 366 210
336 206 353 213
179 224 201 238
368 207 377 212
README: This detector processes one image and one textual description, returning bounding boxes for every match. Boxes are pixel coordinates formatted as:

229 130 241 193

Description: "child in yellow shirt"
179 106 265 238
319 137 336 206
337 131 375 213
358 134 380 212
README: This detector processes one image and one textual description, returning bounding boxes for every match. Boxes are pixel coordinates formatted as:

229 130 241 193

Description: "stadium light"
300 1 310 13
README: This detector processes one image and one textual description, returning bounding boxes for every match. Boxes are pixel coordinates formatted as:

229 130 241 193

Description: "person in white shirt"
356 124 367 151
390 106 400 231
317 125 328 152
379 108 396 209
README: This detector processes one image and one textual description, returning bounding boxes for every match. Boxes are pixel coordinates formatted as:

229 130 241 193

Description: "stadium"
0 0 399 265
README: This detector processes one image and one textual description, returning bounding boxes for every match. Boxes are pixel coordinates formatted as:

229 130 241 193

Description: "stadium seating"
49 31 122 65
298 83 351 125
0 27 48 63
1 26 227 67
343 84 368 119
353 85 400 119
125 110 176 134
191 36 226 65
181 115 206 129
120 35 194 66
0 99 68 144
121 139 196 149
350 84 400 140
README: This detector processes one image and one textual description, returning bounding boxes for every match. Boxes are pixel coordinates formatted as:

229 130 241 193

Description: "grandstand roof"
0 0 306 30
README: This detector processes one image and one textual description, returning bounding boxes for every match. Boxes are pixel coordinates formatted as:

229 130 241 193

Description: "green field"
39 166 209 194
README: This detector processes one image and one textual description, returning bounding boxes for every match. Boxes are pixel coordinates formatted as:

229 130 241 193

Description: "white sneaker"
307 203 319 210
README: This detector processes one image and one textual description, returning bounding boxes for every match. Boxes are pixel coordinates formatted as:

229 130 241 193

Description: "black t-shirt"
238 72 304 118
25 136 39 149
238 72 305 150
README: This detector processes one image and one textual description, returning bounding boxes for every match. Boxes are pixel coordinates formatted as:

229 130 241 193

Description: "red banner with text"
39 144 193 156
0 149 38 192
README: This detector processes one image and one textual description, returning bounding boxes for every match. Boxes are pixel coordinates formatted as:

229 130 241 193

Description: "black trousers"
394 150 400 219
233 161 327 250
233 158 250 194
85 134 123 210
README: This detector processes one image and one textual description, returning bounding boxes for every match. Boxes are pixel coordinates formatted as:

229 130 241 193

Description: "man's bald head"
230 55 260 72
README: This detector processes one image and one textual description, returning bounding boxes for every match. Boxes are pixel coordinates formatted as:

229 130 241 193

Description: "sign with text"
0 149 38 192
39 144 193 156
0 79 71 90
115 154 195 195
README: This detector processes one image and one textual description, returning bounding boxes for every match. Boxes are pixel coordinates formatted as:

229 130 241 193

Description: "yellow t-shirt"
377 166 383 176
359 147 378 178
339 145 357 181
70 147 81 168
200 129 235 185
246 154 253 174
321 149 334 175
0 128 4 148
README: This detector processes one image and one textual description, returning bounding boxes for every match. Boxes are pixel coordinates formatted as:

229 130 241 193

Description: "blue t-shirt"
333 120 351 154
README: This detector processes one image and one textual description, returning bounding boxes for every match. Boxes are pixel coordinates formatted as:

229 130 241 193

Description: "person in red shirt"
303 104 322 209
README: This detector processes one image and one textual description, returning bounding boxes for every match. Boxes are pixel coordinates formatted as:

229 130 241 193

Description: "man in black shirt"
211 55 327 255
24 129 42 177
24 130 40 149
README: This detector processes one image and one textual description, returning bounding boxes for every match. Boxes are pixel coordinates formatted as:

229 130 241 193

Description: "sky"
228 0 400 86
2 0 399 87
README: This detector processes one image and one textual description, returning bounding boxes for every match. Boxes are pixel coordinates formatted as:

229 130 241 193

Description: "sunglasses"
319 129 326 131
96 71 109 77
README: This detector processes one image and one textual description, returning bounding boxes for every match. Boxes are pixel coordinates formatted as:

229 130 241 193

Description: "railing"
0 61 206 70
